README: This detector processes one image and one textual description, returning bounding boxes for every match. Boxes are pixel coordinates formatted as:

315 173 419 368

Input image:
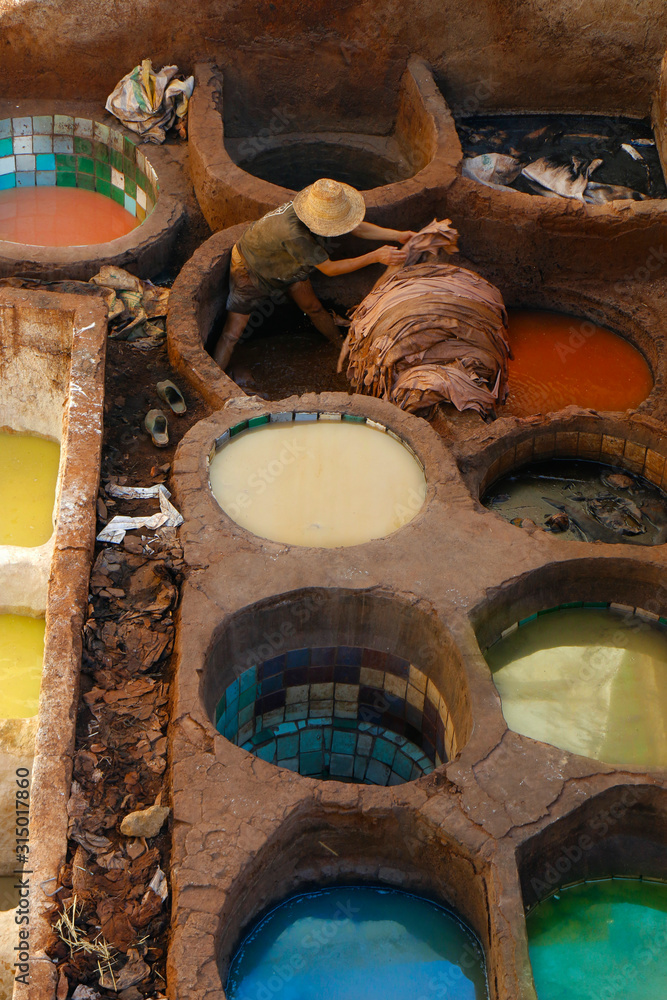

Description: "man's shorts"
225 245 269 315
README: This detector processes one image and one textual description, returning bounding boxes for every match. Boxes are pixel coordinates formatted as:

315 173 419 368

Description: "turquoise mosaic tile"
0 115 159 225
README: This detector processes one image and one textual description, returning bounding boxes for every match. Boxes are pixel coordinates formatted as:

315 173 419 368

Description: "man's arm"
316 245 407 277
352 221 416 243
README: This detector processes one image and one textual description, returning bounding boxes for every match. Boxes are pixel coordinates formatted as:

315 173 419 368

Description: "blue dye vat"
226 885 488 1000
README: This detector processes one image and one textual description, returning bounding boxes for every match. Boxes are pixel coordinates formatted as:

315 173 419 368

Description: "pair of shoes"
144 381 187 447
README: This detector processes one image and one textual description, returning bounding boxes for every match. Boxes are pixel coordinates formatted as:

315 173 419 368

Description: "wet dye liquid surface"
226 886 488 1000
485 608 667 767
0 614 44 718
209 421 427 547
0 187 138 246
527 879 667 1000
503 311 653 417
483 459 667 544
0 432 60 546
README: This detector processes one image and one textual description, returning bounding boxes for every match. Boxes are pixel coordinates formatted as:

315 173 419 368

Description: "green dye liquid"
485 609 667 768
528 879 667 1000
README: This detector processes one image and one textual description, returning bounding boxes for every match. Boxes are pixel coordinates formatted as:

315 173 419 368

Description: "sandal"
144 408 169 447
156 380 187 415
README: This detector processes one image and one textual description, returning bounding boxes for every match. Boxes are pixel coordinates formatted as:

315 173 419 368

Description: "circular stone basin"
0 614 44 718
226 886 488 1000
527 878 667 1000
0 432 60 546
216 647 450 783
503 310 653 416
209 415 426 547
235 141 410 191
484 458 667 545
485 606 667 767
0 115 159 246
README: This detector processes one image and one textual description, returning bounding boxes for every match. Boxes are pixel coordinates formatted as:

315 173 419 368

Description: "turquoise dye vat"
226 886 488 1000
527 879 667 1000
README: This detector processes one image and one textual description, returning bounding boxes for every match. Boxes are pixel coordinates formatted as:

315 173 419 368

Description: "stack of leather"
338 222 511 418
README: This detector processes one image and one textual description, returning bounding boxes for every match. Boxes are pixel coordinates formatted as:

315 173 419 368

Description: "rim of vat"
457 414 667 539
0 114 185 280
188 55 461 231
197 587 473 779
170 803 501 999
173 393 452 556
0 287 107 998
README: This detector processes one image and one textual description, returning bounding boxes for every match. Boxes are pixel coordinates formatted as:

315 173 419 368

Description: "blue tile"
285 648 310 669
300 728 324 752
373 738 397 766
387 771 404 786
35 153 55 171
15 172 35 187
239 667 256 692
12 117 32 136
0 173 15 190
365 759 391 785
0 120 10 139
238 704 253 727
0 139 11 157
262 655 286 678
124 193 137 216
274 722 298 735
300 750 324 775
255 741 276 763
331 730 357 754
36 171 56 186
32 136 53 154
238 685 256 711
0 156 16 176
280 757 300 772
329 753 354 777
277 734 299 759
336 646 363 666
54 136 74 154
259 674 283 696
392 751 413 780
353 757 368 781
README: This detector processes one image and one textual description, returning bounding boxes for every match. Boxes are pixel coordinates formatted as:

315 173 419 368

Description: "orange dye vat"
503 310 653 417
0 187 138 246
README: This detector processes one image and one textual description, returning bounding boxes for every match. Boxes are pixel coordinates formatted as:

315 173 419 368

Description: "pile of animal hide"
338 221 511 418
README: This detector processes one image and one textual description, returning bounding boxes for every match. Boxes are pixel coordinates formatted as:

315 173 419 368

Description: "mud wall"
1 1 666 123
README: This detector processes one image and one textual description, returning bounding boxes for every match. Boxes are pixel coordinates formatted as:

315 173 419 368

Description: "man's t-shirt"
238 202 330 292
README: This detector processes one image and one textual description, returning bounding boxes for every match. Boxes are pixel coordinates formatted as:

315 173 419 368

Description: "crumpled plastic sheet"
339 222 510 418
97 484 183 544
106 59 194 144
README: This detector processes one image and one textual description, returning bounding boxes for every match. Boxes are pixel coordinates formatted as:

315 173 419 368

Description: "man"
213 177 415 370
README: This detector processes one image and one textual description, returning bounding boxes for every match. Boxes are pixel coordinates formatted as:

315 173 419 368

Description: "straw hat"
293 178 366 237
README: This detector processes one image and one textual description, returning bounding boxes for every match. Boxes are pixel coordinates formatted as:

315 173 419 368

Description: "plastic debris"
106 59 194 143
97 484 183 544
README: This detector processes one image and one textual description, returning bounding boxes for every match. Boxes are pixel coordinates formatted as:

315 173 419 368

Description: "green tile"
110 184 124 206
123 157 136 181
94 160 111 181
78 173 95 190
56 153 76 171
110 148 123 172
77 156 94 175
73 136 92 155
230 421 248 437
136 171 147 192
248 415 270 428
123 136 136 159
94 142 109 163
56 171 76 187
124 176 136 199
518 613 537 627
342 413 366 423
95 179 111 198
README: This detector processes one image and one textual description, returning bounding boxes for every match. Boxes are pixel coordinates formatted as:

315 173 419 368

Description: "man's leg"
287 279 343 347
213 311 251 370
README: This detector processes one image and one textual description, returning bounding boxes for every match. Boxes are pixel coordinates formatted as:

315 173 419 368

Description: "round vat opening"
233 141 411 191
0 431 59 546
527 877 667 1000
216 646 451 783
0 117 159 247
484 604 667 768
0 613 44 718
209 414 426 547
483 458 667 545
225 885 488 999
502 310 653 417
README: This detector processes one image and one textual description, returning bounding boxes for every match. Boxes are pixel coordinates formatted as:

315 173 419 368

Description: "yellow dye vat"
486 608 667 768
0 432 60 547
0 615 44 718
209 420 427 547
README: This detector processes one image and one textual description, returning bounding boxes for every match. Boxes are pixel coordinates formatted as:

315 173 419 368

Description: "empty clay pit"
188 57 460 231
225 884 488 999
0 112 185 280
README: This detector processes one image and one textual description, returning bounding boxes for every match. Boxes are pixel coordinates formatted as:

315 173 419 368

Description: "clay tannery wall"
1 0 666 124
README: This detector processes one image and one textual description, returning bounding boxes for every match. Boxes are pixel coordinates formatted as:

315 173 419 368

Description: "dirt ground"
46 338 209 999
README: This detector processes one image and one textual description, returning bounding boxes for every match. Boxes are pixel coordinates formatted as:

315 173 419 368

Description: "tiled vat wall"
485 601 667 651
0 116 159 222
480 430 667 495
215 646 459 784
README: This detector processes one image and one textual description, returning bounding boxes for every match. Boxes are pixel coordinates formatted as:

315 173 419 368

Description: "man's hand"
397 231 416 243
374 245 408 266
